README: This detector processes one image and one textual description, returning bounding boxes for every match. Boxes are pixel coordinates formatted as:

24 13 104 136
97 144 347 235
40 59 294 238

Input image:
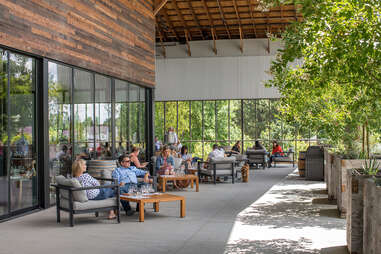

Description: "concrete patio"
0 166 347 254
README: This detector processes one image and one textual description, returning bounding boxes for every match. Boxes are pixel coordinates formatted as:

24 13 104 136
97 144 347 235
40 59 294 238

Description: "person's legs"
91 188 116 219
119 184 134 215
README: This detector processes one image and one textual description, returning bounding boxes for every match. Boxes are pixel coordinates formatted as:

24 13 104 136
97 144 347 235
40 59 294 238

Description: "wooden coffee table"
120 193 185 222
158 174 199 193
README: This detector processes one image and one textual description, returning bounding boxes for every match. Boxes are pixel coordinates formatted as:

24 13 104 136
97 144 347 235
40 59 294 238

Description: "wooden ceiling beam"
211 27 217 55
233 0 244 50
200 0 217 40
247 0 258 38
185 0 204 40
173 0 192 40
185 30 191 56
156 23 167 58
239 26 243 53
216 0 231 39
154 0 169 16
161 6 180 41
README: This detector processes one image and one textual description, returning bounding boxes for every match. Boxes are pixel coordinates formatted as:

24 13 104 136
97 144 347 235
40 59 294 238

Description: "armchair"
52 175 120 227
273 150 295 167
246 149 267 169
198 157 237 184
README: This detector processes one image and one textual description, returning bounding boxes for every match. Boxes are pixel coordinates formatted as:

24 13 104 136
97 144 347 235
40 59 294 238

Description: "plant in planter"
346 159 381 254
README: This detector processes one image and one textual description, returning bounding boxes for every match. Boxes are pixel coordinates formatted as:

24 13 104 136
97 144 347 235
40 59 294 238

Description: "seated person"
156 145 179 188
72 159 116 219
253 140 266 151
180 146 192 169
208 144 225 161
231 141 241 155
129 147 148 168
268 140 284 168
112 154 152 215
156 145 175 175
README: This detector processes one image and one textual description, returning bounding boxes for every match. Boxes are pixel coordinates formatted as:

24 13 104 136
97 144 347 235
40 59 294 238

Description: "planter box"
338 160 365 217
346 170 371 254
363 178 381 254
325 151 335 200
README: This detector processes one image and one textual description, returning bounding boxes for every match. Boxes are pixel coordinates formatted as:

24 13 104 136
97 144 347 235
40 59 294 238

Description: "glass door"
0 50 8 216
8 52 37 212
0 50 38 216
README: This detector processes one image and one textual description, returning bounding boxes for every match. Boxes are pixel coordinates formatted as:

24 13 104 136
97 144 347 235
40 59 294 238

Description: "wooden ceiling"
155 0 302 44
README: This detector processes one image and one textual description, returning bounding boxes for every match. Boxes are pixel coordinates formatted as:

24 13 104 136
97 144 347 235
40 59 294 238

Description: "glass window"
165 101 177 137
216 101 229 141
178 101 190 141
230 100 242 141
73 70 94 160
256 99 270 141
139 87 146 160
243 100 256 141
203 101 215 141
154 102 164 144
191 101 202 141
9 52 37 211
129 84 140 153
115 80 129 157
48 62 72 204
0 50 8 216
94 74 112 159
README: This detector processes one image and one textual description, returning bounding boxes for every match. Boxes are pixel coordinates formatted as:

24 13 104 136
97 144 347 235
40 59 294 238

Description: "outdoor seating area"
1 0 380 253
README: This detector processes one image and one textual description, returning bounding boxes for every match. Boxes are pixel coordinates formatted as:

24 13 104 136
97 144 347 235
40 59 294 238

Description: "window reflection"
48 62 72 203
9 52 37 212
73 70 94 161
95 74 112 159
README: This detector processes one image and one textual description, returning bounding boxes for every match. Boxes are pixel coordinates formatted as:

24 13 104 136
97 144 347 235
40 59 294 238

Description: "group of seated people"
72 153 153 219
218 139 286 168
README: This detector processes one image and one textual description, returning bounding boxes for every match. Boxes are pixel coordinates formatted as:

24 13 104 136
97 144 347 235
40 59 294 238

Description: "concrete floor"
0 166 346 254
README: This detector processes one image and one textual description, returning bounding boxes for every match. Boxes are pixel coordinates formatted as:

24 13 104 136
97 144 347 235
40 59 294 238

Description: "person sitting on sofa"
268 140 284 168
112 154 152 215
253 140 266 151
72 159 116 219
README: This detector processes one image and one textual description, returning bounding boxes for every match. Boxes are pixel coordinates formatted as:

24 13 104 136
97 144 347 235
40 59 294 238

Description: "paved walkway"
0 166 347 254
224 171 347 254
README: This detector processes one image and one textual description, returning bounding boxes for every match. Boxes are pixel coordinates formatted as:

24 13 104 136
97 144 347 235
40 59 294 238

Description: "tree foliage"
263 0 381 156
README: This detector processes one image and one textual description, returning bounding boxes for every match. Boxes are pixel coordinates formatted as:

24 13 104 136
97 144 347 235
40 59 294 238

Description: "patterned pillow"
55 175 88 203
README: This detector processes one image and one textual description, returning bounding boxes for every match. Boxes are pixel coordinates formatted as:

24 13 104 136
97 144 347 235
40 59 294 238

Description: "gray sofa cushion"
60 197 117 210
201 168 237 176
56 175 88 203
210 157 236 164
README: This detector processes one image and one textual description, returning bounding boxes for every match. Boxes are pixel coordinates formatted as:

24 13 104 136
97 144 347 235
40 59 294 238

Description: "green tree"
262 0 381 157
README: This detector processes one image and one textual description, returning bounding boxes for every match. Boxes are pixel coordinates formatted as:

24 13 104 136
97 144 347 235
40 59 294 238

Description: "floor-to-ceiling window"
155 99 321 159
0 50 38 217
48 61 150 204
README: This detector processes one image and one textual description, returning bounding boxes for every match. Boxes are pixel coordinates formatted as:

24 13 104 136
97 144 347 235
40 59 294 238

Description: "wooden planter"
346 169 371 254
363 178 381 254
325 151 335 200
298 159 305 177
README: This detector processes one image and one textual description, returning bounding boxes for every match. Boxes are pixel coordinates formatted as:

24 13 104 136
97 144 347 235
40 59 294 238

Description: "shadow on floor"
225 238 319 254
312 198 337 205
318 209 341 219
321 246 348 254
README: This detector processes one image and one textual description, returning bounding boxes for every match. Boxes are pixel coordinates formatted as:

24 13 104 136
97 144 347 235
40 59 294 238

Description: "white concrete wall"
155 39 282 101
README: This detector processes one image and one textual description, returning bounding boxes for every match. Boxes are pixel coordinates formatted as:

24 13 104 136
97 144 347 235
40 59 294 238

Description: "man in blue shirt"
112 154 151 215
